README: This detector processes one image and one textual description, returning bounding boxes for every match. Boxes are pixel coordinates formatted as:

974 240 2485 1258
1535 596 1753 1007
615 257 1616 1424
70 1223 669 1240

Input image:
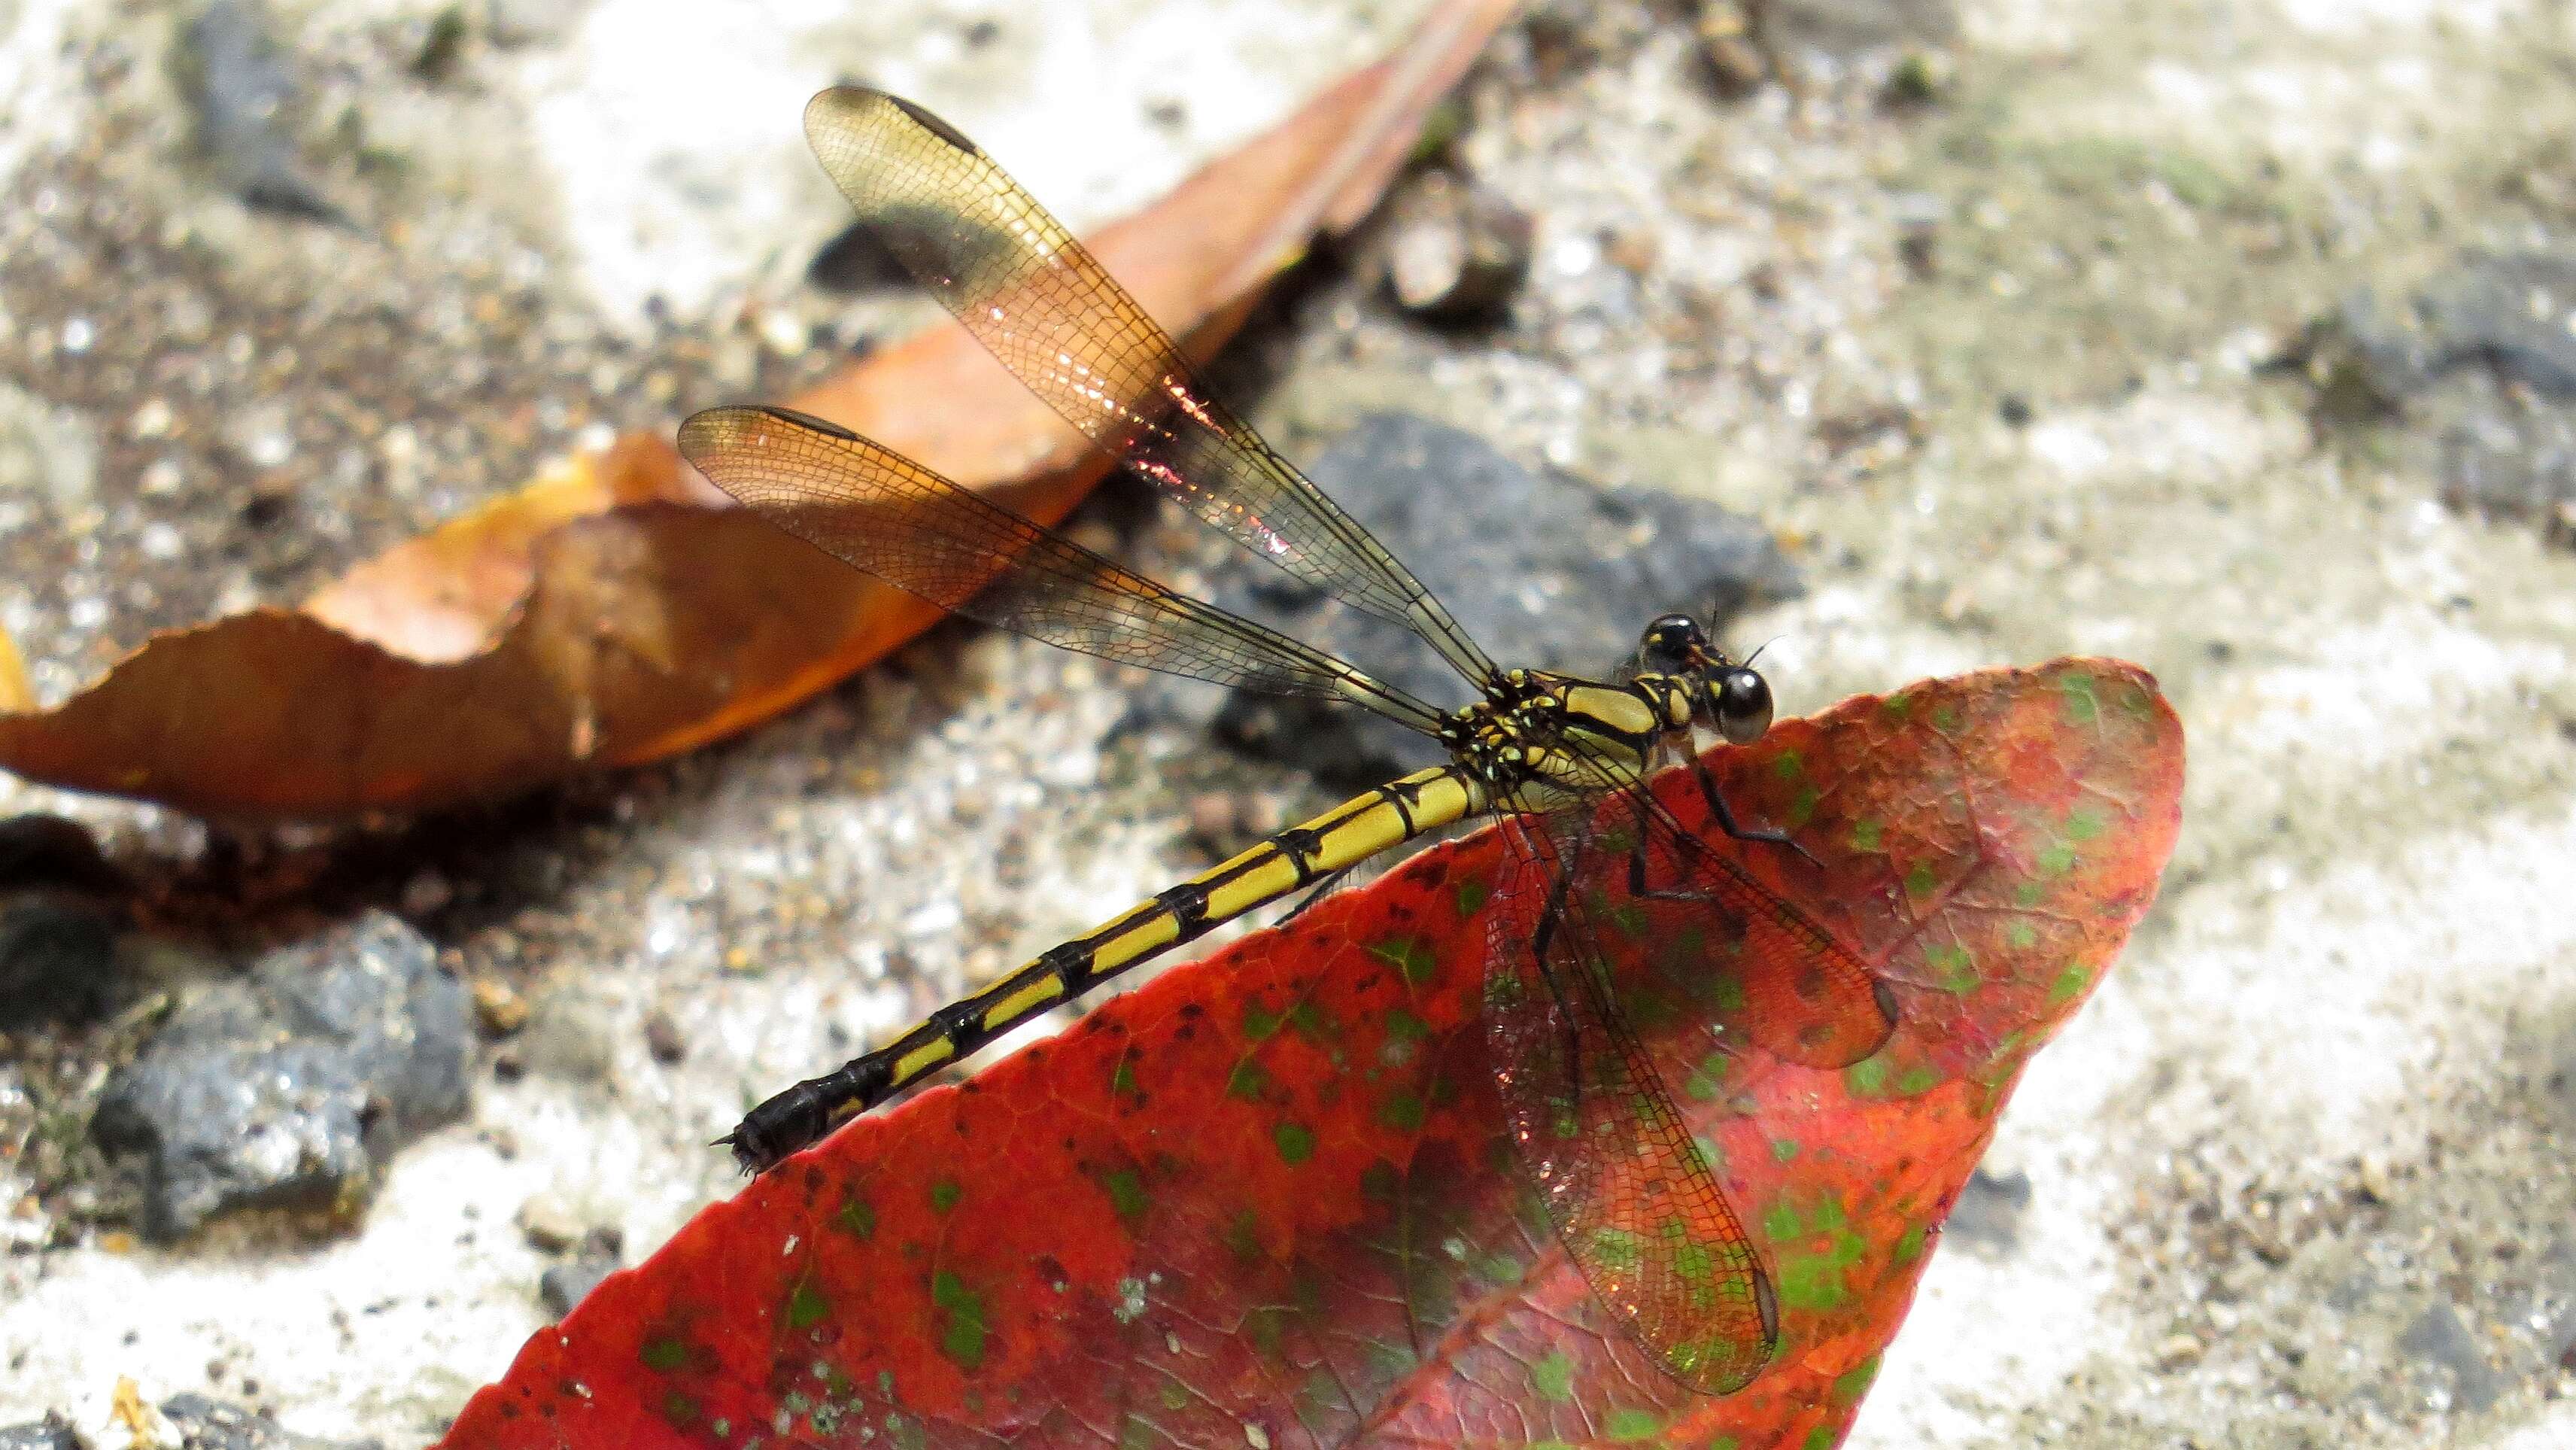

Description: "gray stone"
89 911 469 1242
0 381 101 511
172 1 342 220
2338 251 2576 403
0 1415 78 1450
2395 1300 2502 1412
1943 1166 2032 1253
537 1248 619 1317
159 1394 378 1450
1157 412 1798 783
1768 0 1958 56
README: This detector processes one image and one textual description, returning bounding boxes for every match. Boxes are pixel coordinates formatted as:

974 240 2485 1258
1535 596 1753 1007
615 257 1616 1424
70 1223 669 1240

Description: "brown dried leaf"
0 0 1512 819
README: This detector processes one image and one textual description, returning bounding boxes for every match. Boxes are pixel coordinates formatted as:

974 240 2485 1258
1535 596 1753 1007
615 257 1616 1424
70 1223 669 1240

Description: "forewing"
679 406 1438 726
799 87 1498 685
1484 806 1777 1395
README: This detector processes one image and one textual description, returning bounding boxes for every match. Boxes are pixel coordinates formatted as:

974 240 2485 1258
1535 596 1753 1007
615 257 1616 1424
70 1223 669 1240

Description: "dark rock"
1942 1166 2031 1251
90 911 469 1242
2336 251 2576 403
1370 172 1533 324
0 891 123 1029
539 1237 623 1318
0 1414 78 1450
1767 0 1958 58
160 1394 378 1450
172 1 342 220
2325 250 2576 543
2440 403 2576 543
1155 413 1799 783
0 815 131 1029
0 813 125 893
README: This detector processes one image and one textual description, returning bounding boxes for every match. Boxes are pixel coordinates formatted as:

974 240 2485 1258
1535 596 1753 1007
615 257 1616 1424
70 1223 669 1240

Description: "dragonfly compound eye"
1713 667 1774 745
1639 613 1706 669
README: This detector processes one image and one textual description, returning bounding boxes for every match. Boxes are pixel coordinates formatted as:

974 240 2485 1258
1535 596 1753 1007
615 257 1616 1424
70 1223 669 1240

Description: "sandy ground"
2 0 2573 1446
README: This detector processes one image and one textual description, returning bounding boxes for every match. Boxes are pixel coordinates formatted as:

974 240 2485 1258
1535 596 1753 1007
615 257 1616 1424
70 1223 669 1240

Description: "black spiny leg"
1690 757 1822 871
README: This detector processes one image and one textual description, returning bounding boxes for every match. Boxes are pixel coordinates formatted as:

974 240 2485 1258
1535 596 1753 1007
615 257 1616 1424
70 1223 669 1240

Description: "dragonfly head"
1638 613 1773 746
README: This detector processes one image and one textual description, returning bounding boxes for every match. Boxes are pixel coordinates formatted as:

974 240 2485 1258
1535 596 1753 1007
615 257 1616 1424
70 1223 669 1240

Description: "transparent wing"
1484 797 1779 1395
799 87 1501 689
679 406 1443 729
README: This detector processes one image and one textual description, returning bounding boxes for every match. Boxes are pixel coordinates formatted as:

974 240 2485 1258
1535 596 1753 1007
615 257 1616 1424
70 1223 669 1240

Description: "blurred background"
2 0 2572 1445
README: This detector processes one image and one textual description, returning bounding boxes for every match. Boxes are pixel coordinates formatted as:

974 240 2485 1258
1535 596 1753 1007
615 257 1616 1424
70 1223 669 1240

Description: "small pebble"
515 1192 582 1253
2154 1332 2207 1369
471 977 529 1035
642 1009 685 1065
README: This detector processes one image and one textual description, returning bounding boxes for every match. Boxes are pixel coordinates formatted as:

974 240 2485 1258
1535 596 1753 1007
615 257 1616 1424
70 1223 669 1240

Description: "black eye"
1639 613 1704 666
1713 667 1773 745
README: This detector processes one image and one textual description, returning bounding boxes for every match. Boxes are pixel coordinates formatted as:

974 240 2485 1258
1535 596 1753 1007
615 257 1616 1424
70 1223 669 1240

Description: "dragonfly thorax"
1444 670 1697 798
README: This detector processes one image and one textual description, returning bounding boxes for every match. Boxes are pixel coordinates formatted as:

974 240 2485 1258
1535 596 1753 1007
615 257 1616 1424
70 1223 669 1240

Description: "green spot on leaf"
1224 1209 1262 1264
1833 1354 1882 1404
2048 961 2093 1005
1227 1059 1272 1101
1286 1000 1333 1041
1770 1138 1800 1163
2038 841 2078 876
2006 920 2039 951
1787 783 1821 828
2060 672 2099 725
787 1278 830 1329
1893 1224 1927 1265
1845 1056 1889 1096
1375 1091 1426 1132
1905 861 1939 898
1274 1121 1316 1165
2065 807 2106 841
1531 1350 1575 1403
1683 1051 1730 1101
1604 1407 1666 1441
1101 1167 1149 1225
1368 935 1439 986
661 1391 696 1426
1771 749 1805 781
1243 1002 1283 1041
1455 876 1490 917
832 1195 876 1240
1110 1056 1139 1099
639 1336 688 1372
1849 817 1883 852
928 1178 961 1215
931 1269 989 1371
1897 1065 1942 1096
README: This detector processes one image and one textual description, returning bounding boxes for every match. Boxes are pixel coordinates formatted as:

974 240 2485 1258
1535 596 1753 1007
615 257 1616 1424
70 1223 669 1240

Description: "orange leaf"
0 0 1514 819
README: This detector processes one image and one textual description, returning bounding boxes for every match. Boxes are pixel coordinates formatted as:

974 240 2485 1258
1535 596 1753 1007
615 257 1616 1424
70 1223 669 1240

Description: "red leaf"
439 658 2183 1449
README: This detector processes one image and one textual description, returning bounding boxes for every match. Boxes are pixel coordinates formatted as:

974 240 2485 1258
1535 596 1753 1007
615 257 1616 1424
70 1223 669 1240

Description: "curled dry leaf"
0 0 1516 819
439 659 2186 1450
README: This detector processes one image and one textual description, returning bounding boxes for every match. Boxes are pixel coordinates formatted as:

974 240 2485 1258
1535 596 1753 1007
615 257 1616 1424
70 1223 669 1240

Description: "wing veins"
800 86 1502 691
679 406 1443 730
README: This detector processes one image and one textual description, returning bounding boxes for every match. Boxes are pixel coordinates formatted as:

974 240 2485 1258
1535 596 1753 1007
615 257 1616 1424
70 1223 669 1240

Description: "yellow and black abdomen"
724 763 1488 1169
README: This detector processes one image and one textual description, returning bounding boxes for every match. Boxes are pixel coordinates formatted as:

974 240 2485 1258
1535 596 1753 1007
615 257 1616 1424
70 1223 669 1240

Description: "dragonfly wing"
798 87 1500 689
680 406 1443 730
1485 802 1778 1395
1612 777 1897 1070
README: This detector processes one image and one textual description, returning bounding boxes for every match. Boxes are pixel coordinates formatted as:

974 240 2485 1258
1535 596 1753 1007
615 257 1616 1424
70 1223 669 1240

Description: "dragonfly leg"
1279 862 1362 923
1690 757 1822 871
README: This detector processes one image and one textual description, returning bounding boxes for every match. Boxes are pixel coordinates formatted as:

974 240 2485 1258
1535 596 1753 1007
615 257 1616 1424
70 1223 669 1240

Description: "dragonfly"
678 87 1900 1396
